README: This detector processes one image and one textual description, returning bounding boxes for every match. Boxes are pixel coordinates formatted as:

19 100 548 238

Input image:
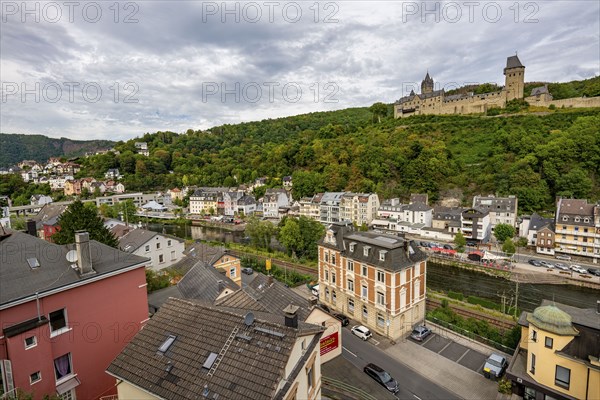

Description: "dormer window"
379 250 387 261
349 242 356 252
584 218 590 223
574 217 580 222
363 246 371 257
562 216 568 221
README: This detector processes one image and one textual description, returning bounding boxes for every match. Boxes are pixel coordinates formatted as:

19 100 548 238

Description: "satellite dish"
244 312 255 327
66 250 78 263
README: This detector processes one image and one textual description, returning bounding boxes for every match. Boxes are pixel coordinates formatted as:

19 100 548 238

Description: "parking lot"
413 333 489 374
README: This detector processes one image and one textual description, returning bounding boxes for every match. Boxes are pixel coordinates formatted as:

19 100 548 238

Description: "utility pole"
514 276 519 318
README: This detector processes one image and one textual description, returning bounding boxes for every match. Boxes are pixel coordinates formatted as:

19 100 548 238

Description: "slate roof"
320 192 344 205
31 204 67 230
530 85 549 96
107 298 323 400
433 206 463 220
186 242 232 266
177 261 239 302
505 55 524 69
529 213 554 231
405 202 432 212
238 195 256 205
148 285 183 313
119 229 183 253
473 195 518 214
0 230 148 307
557 199 597 227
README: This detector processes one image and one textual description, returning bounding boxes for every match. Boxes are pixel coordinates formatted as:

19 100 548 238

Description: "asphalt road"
341 329 460 400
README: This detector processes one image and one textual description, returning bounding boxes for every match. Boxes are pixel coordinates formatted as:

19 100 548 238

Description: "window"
379 251 386 261
530 353 536 374
361 285 368 299
325 270 329 281
377 313 385 327
376 270 385 284
332 290 336 304
159 254 164 263
362 264 368 276
545 337 553 349
363 246 370 256
167 239 172 247
348 298 354 312
331 254 336 264
324 252 329 262
25 336 37 349
325 287 330 300
145 244 150 252
331 272 336 284
49 309 67 335
377 292 385 306
347 260 354 272
555 366 570 389
171 250 176 260
54 353 72 381
531 330 537 342
229 267 236 278
30 371 41 384
349 243 355 252
156 242 161 249
60 389 75 400
347 279 354 292
307 365 314 391
362 305 368 318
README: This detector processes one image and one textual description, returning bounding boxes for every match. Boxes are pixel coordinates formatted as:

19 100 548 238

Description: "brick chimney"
267 275 274 286
283 304 299 328
75 231 95 276
26 219 36 236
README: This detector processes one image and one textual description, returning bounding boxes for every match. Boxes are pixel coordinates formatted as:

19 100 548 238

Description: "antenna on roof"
244 312 255 326
66 250 78 269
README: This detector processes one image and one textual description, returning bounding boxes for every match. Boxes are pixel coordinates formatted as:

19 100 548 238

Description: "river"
148 223 599 312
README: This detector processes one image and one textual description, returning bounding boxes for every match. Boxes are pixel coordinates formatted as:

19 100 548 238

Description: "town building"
95 192 157 208
520 213 555 247
189 188 228 215
63 180 82 196
236 194 257 215
506 300 600 400
317 225 428 340
30 204 68 241
473 195 519 231
30 195 53 210
339 193 380 227
104 168 120 180
0 229 149 400
223 191 244 216
461 208 491 242
169 187 183 201
431 206 463 234
119 228 185 271
134 142 149 156
536 225 556 256
319 192 345 224
299 194 323 222
263 188 290 219
107 298 325 400
554 198 600 264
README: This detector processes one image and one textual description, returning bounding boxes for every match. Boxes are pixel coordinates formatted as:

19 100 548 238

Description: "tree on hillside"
454 231 466 253
52 200 118 248
494 224 516 243
369 102 388 123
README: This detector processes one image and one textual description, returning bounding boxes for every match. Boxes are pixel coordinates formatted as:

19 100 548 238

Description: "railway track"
228 249 318 277
427 298 516 331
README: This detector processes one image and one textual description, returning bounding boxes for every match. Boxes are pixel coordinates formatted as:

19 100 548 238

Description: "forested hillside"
0 134 114 167
78 106 600 214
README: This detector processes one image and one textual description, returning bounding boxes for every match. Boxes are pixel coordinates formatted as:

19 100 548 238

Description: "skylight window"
202 352 218 370
158 335 177 354
27 258 40 269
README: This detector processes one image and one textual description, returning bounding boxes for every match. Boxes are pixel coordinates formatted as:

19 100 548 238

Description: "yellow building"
554 198 600 264
506 300 600 400
318 224 428 340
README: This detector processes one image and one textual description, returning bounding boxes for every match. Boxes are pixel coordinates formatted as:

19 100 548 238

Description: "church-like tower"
504 55 525 101
421 71 434 94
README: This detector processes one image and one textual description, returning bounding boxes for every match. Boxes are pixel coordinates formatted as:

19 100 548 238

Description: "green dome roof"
527 305 578 336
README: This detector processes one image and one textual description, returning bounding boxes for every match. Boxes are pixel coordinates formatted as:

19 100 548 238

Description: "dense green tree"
454 231 466 253
494 224 516 243
502 238 516 256
369 102 388 123
52 200 118 247
246 216 277 250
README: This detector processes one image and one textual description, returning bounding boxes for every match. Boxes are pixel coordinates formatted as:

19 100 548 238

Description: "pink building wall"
0 267 148 400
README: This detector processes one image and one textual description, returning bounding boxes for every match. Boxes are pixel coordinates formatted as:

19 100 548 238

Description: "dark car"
528 259 541 267
483 353 509 380
443 244 454 250
410 325 432 342
466 241 477 247
364 363 399 394
241 267 254 275
588 268 600 277
333 313 349 326
318 304 331 314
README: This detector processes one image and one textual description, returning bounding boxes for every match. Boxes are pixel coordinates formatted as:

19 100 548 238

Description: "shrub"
498 377 512 394
441 299 449 308
448 290 464 301
549 104 556 110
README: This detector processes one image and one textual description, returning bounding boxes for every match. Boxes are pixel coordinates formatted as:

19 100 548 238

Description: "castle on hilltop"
394 55 600 118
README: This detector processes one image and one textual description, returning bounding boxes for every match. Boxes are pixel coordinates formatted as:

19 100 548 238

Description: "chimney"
308 296 318 307
26 219 36 236
597 300 600 315
75 231 95 276
217 280 225 293
267 275 274 286
283 304 299 328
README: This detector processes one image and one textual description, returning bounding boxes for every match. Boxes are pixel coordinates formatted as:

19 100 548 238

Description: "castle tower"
504 55 525 100
421 71 434 94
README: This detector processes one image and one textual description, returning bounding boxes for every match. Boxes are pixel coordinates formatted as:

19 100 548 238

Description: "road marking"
456 349 470 363
413 395 422 400
438 341 452 354
422 334 435 345
370 338 380 346
342 346 357 357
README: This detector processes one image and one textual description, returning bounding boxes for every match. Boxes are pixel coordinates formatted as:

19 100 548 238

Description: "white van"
311 284 319 297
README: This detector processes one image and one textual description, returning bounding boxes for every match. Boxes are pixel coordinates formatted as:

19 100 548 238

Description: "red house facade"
0 229 149 400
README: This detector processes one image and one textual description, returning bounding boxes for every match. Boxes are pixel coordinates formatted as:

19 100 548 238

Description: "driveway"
418 333 489 374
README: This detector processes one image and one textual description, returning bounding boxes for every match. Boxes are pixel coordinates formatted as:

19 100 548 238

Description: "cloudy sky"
1 1 599 141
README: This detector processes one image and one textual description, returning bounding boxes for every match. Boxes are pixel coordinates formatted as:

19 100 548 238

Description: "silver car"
570 265 587 274
483 353 508 379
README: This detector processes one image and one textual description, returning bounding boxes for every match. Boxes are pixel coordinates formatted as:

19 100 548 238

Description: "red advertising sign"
320 332 339 356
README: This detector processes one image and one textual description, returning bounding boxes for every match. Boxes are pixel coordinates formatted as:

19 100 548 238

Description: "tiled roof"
119 228 158 252
31 204 67 230
215 289 267 312
107 298 322 400
243 274 313 321
0 230 148 306
473 195 517 213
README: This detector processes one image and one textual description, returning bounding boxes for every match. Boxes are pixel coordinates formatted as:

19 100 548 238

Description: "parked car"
466 241 477 247
483 353 508 380
318 304 331 314
528 259 541 267
363 363 399 394
410 325 432 342
587 268 600 277
443 244 454 250
241 267 254 275
570 265 587 274
311 284 320 297
539 260 554 268
555 254 572 261
554 263 569 271
351 325 372 341
333 313 350 326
